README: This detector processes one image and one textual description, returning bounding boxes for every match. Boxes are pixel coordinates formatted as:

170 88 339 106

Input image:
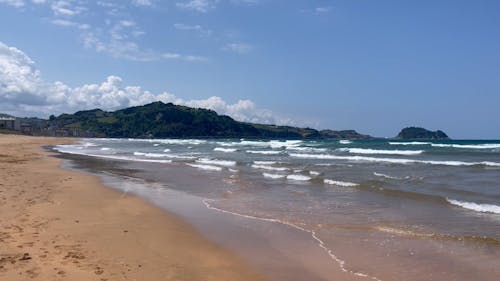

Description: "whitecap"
289 153 500 167
251 165 288 171
373 172 403 180
389 141 431 146
263 173 286 179
246 150 283 155
339 140 352 144
186 164 223 171
446 198 500 214
286 174 311 181
196 158 236 167
339 148 423 156
214 147 238 153
324 179 358 187
432 143 500 149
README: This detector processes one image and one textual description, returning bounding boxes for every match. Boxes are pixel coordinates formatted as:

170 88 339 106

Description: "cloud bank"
0 41 283 125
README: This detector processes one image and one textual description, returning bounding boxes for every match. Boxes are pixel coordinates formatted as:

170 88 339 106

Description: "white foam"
339 148 423 155
186 164 223 171
54 146 172 163
129 138 207 145
253 161 278 165
163 148 171 152
324 179 358 187
286 174 311 181
246 150 283 155
201 199 382 281
153 143 160 146
339 140 352 144
432 143 500 149
290 153 500 167
389 141 431 146
196 158 236 167
251 164 288 171
446 198 500 214
287 146 328 153
214 147 238 153
373 172 403 180
309 171 321 176
133 152 169 158
100 147 111 151
263 173 286 179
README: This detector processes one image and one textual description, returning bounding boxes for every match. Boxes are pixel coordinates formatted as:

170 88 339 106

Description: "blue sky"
0 0 499 138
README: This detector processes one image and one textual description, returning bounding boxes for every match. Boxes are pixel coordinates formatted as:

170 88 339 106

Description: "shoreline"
0 135 269 281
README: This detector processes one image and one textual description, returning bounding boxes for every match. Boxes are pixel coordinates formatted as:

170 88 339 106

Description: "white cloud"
174 23 212 37
0 0 24 7
0 41 287 125
224 42 253 54
315 6 332 13
50 0 86 17
176 0 218 13
132 0 152 6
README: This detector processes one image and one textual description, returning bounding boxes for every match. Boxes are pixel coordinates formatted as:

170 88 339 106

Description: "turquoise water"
55 138 500 281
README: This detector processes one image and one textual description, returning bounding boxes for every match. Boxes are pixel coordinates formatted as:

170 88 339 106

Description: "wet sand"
0 135 268 281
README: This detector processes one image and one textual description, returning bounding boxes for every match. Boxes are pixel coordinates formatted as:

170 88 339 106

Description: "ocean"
54 138 500 281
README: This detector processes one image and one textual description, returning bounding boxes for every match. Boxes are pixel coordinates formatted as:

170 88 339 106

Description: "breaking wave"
446 199 500 214
339 148 423 156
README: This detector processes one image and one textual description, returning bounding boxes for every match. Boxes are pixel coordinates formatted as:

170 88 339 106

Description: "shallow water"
54 138 500 281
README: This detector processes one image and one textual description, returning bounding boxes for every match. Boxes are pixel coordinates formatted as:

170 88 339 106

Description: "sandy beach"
0 135 268 281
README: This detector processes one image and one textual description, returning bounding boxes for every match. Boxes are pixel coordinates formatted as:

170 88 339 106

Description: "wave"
254 161 278 165
251 164 288 171
100 147 111 151
216 140 302 149
246 150 283 155
289 153 500 167
339 140 352 144
338 148 423 156
133 152 170 158
214 147 238 153
324 179 358 187
309 170 321 176
263 173 286 179
196 158 236 167
186 164 223 172
287 146 328 153
54 146 172 163
432 143 500 149
373 172 406 180
163 148 171 152
388 141 431 146
446 198 500 214
286 174 312 181
130 138 207 145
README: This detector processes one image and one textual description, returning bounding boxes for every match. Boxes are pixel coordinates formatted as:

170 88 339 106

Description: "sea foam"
324 179 358 187
286 174 311 181
196 158 236 167
339 148 423 156
263 173 286 179
186 164 223 171
432 143 500 149
251 164 288 171
214 147 238 153
290 153 500 167
389 141 431 146
246 150 283 155
446 198 500 214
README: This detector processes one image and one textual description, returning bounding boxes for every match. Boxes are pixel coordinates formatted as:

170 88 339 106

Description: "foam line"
202 199 382 281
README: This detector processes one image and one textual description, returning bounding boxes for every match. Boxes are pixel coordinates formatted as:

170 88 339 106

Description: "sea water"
54 138 500 281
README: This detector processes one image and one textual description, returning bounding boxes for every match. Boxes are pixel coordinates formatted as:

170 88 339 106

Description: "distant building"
0 117 20 131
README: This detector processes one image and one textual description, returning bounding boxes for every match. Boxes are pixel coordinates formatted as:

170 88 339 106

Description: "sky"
0 0 499 138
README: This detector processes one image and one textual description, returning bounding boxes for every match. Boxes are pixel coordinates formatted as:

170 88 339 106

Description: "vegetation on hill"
44 102 370 139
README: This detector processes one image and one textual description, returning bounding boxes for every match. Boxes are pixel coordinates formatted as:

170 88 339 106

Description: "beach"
0 135 268 281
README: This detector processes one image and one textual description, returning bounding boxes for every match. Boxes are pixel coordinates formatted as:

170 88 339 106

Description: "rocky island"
396 127 449 140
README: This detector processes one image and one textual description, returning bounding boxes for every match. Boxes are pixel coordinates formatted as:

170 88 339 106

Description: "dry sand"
0 135 268 281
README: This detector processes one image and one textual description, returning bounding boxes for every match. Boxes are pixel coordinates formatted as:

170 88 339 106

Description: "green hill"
46 101 370 139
